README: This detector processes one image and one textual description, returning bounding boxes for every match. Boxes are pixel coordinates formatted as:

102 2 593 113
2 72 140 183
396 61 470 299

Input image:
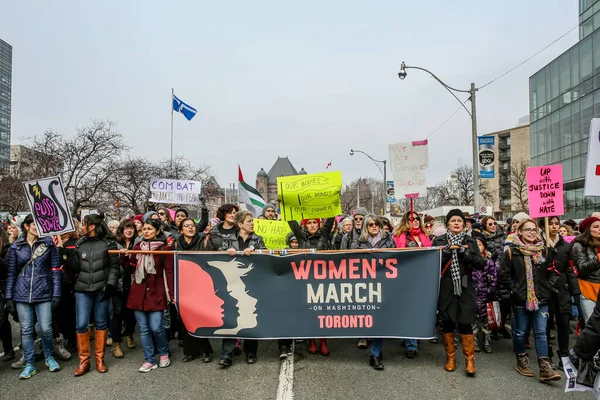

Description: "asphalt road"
0 329 592 400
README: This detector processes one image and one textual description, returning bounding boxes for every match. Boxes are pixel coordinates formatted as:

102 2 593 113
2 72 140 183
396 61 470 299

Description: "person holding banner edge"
354 214 395 370
431 209 486 377
220 210 266 367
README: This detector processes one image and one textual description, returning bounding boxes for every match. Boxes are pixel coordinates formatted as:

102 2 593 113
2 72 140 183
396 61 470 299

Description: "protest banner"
389 140 429 198
527 165 564 218
23 176 75 237
277 171 342 222
149 178 202 205
253 219 292 250
175 248 440 339
478 136 495 178
585 118 600 196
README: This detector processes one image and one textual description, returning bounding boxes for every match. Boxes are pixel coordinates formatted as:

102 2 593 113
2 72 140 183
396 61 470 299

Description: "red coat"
123 242 174 312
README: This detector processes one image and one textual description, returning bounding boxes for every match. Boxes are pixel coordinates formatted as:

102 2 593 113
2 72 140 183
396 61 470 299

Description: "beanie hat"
579 217 600 234
301 218 321 227
564 219 578 230
471 231 487 249
445 209 465 225
262 204 276 216
142 211 158 222
286 232 298 246
175 208 189 218
133 214 143 224
354 207 369 217
432 226 447 237
424 215 435 224
512 212 530 223
10 215 24 235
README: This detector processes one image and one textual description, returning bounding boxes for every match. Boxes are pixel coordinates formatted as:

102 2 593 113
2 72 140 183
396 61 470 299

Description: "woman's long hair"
360 214 382 242
392 211 424 236
84 213 110 239
115 219 137 245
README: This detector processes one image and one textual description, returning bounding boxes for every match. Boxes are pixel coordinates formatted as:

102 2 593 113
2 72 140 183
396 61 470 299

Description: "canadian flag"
325 160 332 169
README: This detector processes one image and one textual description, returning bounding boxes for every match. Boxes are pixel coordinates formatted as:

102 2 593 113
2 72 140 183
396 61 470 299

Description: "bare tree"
511 160 529 212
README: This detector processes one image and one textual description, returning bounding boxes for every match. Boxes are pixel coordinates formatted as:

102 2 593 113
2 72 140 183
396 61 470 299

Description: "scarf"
177 234 201 251
135 240 164 284
447 231 465 296
368 232 382 247
513 235 545 311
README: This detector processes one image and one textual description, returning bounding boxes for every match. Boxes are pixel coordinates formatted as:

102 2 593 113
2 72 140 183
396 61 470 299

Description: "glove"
5 299 15 316
407 241 418 248
442 244 452 254
51 297 60 311
496 289 511 301
100 284 114 302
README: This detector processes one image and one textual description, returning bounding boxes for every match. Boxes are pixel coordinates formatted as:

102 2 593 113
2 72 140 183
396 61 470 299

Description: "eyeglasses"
182 224 195 229
487 222 497 226
157 212 165 216
354 217 364 221
367 222 380 227
521 228 537 233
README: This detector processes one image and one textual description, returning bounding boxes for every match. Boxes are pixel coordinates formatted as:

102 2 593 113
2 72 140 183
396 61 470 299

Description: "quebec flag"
173 95 197 121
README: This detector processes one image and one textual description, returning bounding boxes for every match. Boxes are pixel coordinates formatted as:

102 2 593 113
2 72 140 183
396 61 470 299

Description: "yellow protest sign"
253 219 292 250
277 171 342 222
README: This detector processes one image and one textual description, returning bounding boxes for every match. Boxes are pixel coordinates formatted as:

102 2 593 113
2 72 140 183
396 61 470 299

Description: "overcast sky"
2 0 579 190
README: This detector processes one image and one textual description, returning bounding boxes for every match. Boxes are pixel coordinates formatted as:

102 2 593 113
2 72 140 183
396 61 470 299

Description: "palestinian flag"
238 166 266 217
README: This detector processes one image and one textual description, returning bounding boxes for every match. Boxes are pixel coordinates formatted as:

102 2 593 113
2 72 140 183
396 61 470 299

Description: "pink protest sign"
526 165 564 218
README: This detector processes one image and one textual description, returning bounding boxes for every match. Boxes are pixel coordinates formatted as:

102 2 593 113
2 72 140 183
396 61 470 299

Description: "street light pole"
398 62 480 209
350 149 387 214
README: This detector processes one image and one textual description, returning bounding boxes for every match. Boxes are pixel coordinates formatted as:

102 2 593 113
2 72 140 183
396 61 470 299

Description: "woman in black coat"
173 217 214 363
431 209 486 377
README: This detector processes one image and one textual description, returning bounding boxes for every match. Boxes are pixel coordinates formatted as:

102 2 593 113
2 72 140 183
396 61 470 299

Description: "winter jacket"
208 222 237 252
545 235 580 313
393 229 432 248
574 295 600 360
288 218 335 250
499 245 555 307
354 232 396 249
125 238 174 312
483 230 504 261
340 228 361 250
58 237 78 291
472 255 499 318
173 232 213 252
332 232 345 250
5 236 61 303
73 236 120 293
220 231 267 251
572 240 600 284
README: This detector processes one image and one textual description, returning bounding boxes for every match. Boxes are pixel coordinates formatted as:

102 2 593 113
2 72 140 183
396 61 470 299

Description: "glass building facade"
0 39 11 167
529 0 600 218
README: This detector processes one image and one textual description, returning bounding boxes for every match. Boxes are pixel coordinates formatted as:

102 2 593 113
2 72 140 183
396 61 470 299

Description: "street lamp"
398 61 480 209
349 149 387 214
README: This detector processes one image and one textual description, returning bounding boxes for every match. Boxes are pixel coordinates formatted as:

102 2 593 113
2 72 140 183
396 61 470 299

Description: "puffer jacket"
288 218 335 250
340 227 361 250
5 236 61 303
572 240 600 284
220 231 267 251
354 231 396 249
546 235 580 313
73 236 120 293
499 245 554 307
483 230 504 261
208 222 237 251
472 253 499 318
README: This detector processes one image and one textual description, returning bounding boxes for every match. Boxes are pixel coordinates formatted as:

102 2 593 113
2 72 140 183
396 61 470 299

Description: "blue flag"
173 95 197 121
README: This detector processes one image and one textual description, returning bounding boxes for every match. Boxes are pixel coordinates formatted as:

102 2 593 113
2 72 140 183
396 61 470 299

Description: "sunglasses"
487 222 497 226
354 217 364 221
158 212 165 216
367 222 380 227
182 224 195 229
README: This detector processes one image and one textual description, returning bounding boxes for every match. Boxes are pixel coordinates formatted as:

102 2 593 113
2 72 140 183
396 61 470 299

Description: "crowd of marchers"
0 202 599 388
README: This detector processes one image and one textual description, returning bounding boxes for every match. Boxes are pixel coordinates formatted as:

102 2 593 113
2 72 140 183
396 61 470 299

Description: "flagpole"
170 88 174 177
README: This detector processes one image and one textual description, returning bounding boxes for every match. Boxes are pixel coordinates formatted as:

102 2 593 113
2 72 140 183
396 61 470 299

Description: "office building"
0 39 11 167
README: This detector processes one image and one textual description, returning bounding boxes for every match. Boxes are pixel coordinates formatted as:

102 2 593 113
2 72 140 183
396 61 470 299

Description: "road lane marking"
276 343 294 400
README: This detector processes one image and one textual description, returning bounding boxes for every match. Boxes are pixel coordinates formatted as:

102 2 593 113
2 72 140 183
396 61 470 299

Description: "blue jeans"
76 292 109 333
134 310 169 364
403 339 417 352
16 302 53 365
512 304 549 357
370 338 383 357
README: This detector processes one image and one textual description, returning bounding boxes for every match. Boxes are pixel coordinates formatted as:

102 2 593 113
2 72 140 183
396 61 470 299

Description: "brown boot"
94 329 109 373
74 332 91 377
516 353 534 377
538 357 561 382
112 342 124 359
125 336 136 349
460 334 476 377
442 333 456 372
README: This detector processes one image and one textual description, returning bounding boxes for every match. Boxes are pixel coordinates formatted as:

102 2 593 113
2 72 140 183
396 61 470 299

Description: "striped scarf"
513 236 545 311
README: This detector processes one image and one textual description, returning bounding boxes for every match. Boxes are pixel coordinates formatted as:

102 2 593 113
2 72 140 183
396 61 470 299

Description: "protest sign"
585 118 600 196
277 171 342 222
527 165 564 218
23 176 75 237
389 140 429 198
254 219 292 250
478 136 495 178
175 248 440 339
149 179 202 205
